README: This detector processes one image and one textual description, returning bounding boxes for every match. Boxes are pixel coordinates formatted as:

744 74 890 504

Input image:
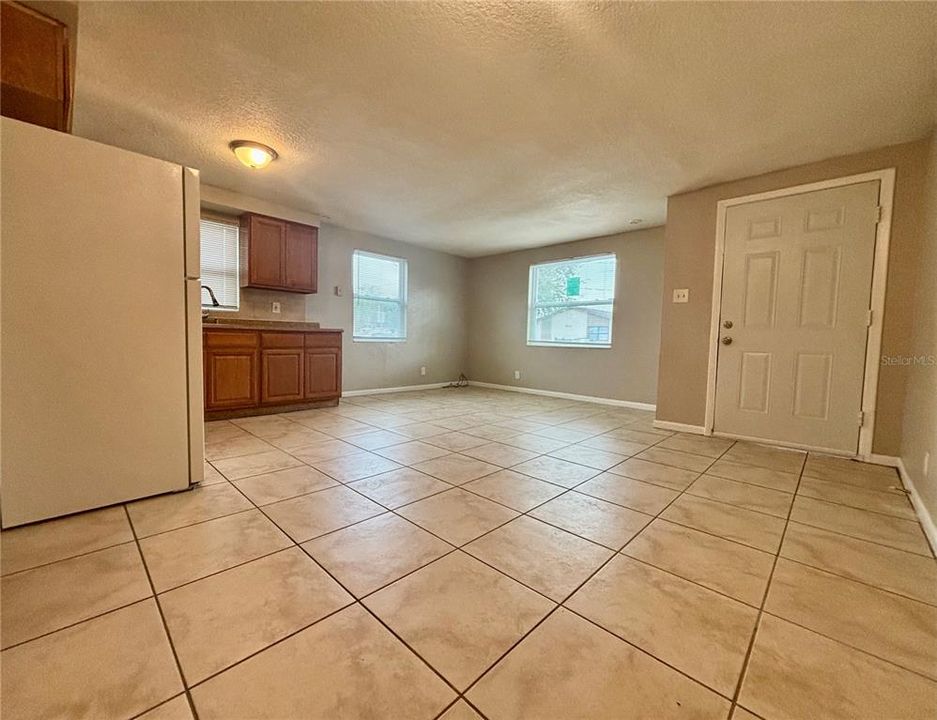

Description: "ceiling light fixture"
229 140 278 169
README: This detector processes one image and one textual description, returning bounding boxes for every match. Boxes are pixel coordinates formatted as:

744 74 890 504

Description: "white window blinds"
353 250 407 340
200 217 239 310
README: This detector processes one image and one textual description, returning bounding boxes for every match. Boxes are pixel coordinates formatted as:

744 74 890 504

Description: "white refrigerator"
1 117 205 527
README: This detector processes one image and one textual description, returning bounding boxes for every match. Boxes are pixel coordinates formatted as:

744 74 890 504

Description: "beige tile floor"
2 387 937 719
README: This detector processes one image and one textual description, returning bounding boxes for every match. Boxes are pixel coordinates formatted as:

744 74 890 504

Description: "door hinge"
867 309 874 327
858 411 865 427
876 205 884 223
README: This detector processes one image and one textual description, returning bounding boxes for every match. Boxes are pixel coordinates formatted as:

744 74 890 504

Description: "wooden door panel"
284 223 318 292
206 350 258 410
305 350 340 399
245 215 284 287
262 349 304 404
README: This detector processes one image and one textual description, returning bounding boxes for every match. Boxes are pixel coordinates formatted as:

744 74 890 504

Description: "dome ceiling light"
229 140 278 169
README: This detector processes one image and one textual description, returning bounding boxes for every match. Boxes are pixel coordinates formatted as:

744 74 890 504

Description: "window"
353 250 407 340
200 216 239 310
527 253 616 347
587 325 610 343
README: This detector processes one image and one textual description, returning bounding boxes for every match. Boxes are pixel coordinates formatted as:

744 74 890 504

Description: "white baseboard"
652 420 706 434
342 382 458 397
864 454 936 557
467 381 656 411
866 454 900 468
892 456 937 557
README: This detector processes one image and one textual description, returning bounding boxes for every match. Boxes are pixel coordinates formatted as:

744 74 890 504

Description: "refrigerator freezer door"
1 118 192 526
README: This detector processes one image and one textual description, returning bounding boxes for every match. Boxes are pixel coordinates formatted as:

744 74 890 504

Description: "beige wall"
657 138 930 455
901 132 937 521
305 224 468 391
466 227 664 405
200 188 469 390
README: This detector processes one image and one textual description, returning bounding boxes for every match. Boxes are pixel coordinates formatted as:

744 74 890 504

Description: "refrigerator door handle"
185 278 205 486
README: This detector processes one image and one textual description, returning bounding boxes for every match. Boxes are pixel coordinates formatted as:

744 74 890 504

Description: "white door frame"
703 168 896 459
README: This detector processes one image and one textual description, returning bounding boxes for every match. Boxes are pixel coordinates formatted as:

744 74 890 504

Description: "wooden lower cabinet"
305 349 340 400
262 349 304 404
204 327 342 415
205 349 259 410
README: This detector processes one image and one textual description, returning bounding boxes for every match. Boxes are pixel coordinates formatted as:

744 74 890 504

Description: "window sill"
353 337 407 343
527 342 612 349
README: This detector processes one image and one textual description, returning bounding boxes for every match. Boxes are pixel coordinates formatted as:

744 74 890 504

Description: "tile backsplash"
206 288 307 322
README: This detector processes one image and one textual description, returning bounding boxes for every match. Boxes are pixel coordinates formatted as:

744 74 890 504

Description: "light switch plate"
673 288 689 303
334 285 343 297
272 301 281 314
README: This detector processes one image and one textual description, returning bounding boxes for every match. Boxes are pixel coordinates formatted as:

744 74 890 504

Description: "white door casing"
711 180 882 454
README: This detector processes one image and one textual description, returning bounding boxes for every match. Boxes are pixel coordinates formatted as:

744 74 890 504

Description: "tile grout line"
206 455 476 714
454 434 739 704
200 403 675 714
121 505 201 720
726 450 808 717
187 406 920 714
13 392 930 718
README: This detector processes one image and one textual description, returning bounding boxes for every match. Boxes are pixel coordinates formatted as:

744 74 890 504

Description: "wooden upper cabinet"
0 1 71 131
284 222 318 292
243 214 285 288
240 213 318 294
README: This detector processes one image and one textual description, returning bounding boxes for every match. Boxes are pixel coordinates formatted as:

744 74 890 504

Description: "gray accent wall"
465 227 665 405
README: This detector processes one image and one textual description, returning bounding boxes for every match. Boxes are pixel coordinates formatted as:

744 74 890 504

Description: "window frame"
526 252 617 349
352 249 408 342
199 214 240 311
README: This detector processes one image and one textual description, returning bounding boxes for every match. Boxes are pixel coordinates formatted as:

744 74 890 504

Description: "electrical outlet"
420 366 426 376
672 288 689 304
513 370 521 380
272 302 281 314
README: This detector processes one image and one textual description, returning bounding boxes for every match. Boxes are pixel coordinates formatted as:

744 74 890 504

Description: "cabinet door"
261 349 304 404
206 349 258 410
305 349 341 400
1 2 70 131
284 223 318 292
246 215 285 288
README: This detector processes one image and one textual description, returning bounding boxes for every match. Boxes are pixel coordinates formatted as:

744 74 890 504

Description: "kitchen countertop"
202 317 342 332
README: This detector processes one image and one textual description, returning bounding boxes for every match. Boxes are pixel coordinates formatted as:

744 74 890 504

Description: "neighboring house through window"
527 253 616 347
200 216 239 310
353 250 407 340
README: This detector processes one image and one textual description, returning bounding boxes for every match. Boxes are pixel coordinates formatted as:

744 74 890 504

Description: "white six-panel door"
713 181 880 453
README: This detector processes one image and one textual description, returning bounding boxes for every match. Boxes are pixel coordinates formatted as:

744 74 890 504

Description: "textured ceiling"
73 2 936 257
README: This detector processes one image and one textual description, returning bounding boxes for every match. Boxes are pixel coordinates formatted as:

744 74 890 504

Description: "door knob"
721 336 733 345
723 320 733 329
